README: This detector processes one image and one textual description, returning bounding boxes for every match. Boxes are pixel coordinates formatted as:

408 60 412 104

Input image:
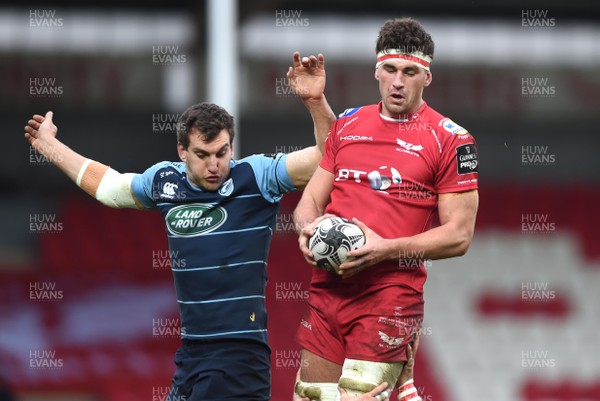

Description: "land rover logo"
165 204 227 237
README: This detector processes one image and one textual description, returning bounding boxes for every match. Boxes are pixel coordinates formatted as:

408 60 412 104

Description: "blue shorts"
168 339 271 401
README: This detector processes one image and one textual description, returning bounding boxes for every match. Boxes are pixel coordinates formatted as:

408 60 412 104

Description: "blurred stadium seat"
426 185 600 401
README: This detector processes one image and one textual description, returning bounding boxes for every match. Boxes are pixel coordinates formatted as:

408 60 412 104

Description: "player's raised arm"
24 111 144 209
284 52 336 188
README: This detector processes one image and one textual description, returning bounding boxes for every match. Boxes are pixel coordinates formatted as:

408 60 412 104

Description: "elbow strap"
76 159 141 209
77 160 110 197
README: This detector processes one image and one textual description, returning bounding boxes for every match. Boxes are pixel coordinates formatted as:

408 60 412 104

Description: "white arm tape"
398 386 418 399
95 168 138 209
76 159 92 186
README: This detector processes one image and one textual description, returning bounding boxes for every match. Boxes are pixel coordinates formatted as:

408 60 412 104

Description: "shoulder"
131 161 186 209
231 153 287 179
235 153 285 167
331 104 376 136
232 153 293 201
424 106 474 141
337 104 377 119
142 161 186 180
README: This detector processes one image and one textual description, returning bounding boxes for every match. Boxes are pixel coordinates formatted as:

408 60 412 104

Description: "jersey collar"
378 101 428 123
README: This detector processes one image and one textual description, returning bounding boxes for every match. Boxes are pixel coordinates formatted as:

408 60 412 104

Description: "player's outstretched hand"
297 213 335 266
24 111 57 150
397 333 420 386
337 217 393 278
287 51 326 102
339 382 391 401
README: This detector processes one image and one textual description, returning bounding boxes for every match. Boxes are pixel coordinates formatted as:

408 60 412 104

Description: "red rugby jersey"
316 101 479 291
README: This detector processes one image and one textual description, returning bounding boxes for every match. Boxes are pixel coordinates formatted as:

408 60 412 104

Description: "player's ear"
374 68 380 80
423 71 433 87
177 143 186 162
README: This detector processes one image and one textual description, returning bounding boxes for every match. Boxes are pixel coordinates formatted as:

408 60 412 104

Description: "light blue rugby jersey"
131 153 295 344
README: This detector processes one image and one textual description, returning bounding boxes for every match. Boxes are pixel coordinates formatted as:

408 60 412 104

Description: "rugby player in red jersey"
293 18 479 400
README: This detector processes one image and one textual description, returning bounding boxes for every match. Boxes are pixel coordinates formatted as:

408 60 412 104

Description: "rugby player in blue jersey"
24 53 334 401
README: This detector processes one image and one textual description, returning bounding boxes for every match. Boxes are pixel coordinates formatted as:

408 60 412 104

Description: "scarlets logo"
378 331 403 349
396 138 424 157
396 138 423 152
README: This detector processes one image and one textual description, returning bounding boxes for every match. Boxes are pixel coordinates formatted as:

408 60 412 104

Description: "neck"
381 99 425 120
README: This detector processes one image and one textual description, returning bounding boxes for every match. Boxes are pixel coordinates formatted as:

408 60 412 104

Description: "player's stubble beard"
382 92 423 119
189 168 230 192
199 175 226 192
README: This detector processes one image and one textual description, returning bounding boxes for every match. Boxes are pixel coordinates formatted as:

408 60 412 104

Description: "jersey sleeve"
434 129 479 194
242 153 296 203
130 161 173 210
319 120 340 174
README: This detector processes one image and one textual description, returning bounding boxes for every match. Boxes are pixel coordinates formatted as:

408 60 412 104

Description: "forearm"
33 136 89 184
387 222 473 262
33 136 141 209
303 95 335 154
293 193 323 234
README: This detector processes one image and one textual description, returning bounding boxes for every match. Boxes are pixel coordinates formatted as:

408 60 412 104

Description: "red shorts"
296 283 424 365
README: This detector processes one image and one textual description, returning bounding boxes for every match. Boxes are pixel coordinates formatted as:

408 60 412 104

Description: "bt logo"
336 166 401 193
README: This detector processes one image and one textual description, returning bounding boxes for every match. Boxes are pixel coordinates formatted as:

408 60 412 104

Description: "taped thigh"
295 380 339 401
338 358 403 396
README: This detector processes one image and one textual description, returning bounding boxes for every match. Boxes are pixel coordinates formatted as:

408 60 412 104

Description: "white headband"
376 49 432 72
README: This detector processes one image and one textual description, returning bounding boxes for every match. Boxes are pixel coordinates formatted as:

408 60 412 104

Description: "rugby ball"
308 217 366 273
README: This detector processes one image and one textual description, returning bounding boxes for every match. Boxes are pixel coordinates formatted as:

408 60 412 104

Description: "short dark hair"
376 18 434 59
177 102 235 149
